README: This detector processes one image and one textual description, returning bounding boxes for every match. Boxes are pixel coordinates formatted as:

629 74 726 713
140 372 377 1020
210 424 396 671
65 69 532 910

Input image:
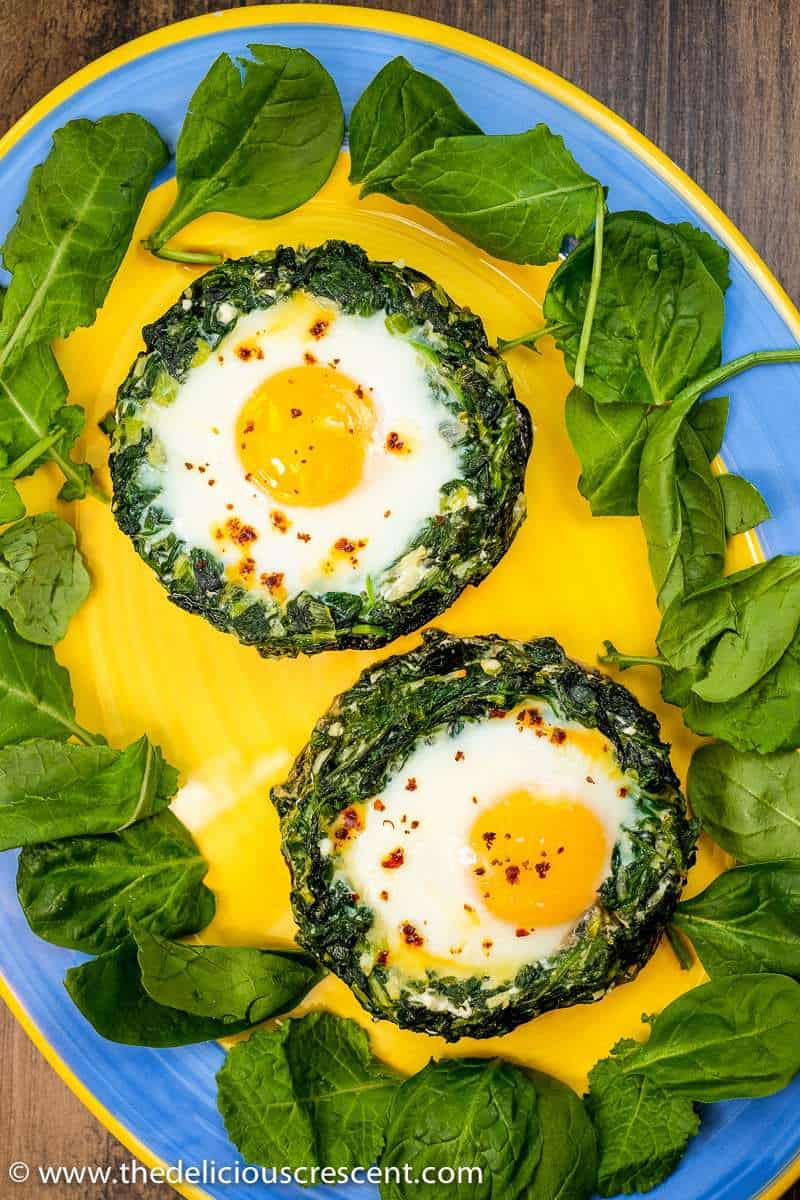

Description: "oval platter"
0 7 799 1200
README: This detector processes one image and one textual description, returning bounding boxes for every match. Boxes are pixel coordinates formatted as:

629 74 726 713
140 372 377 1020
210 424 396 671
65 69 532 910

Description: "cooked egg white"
140 292 462 599
331 703 638 982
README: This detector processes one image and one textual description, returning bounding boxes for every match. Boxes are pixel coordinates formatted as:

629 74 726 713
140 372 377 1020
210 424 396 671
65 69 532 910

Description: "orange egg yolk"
469 788 609 927
236 365 375 507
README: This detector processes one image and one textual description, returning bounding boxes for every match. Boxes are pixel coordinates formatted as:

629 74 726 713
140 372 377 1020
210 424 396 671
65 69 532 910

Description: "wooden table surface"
1 1 798 1197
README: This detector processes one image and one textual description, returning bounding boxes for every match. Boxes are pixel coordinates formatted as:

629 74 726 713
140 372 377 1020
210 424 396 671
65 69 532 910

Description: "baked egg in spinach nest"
110 241 531 656
274 630 696 1040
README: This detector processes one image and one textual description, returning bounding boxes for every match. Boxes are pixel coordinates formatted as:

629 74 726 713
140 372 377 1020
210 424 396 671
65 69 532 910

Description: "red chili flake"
504 832 512 840
354 385 365 400
586 776 596 784
385 431 406 452
229 519 257 545
243 420 255 434
550 728 567 745
238 557 255 579
454 750 465 762
534 860 552 880
482 939 493 953
482 831 496 848
379 890 389 901
304 351 317 365
334 827 350 841
489 708 507 719
184 461 194 470
382 848 405 869
463 903 475 913
474 866 486 876
297 531 312 543
410 820 419 829
400 814 407 824
198 464 207 474
505 865 521 884
225 503 234 511
208 479 216 487
517 707 543 728
557 846 565 854
377 950 389 965
405 777 417 792
350 893 360 902
384 509 391 518
333 537 355 554
309 318 330 339
471 796 479 805
373 798 386 812
515 928 530 938
270 510 290 533
235 344 264 361
217 355 224 364
260 571 285 595
400 922 424 947
342 807 361 829
618 786 629 798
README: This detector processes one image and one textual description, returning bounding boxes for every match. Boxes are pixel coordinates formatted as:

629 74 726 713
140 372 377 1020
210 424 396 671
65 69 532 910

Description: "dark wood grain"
0 2 798 1197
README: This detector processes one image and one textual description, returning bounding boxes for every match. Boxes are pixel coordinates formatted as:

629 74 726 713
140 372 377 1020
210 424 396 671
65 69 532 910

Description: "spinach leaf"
674 861 800 977
718 473 770 535
623 973 800 1099
393 125 601 265
65 938 253 1047
638 393 726 609
657 555 800 702
585 1041 699 1196
349 57 481 199
0 739 116 800
671 222 731 292
0 735 177 851
687 743 800 860
526 1069 596 1200
0 117 166 500
565 391 728 518
134 924 322 1024
16 809 214 953
543 213 727 406
380 1058 541 1199
0 116 167 369
0 514 89 644
145 46 343 261
217 1012 399 1171
0 610 92 747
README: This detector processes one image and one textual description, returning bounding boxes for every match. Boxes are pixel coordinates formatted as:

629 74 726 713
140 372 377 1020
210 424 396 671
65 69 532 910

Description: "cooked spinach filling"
273 630 696 1040
110 241 531 657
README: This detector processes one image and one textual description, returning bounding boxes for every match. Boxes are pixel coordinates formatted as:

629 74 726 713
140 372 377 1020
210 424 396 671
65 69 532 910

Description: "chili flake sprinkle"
381 848 405 869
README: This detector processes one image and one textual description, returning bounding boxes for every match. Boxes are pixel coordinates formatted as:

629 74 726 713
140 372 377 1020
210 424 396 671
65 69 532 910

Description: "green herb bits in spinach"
16 809 214 954
274 630 693 1040
379 1058 542 1200
111 241 530 657
144 46 344 262
217 1013 399 1172
673 861 800 978
348 56 481 199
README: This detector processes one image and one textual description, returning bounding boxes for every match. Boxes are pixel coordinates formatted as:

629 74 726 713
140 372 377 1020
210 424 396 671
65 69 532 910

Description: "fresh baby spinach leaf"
145 45 344 261
0 610 94 748
0 514 89 644
0 735 177 851
689 394 730 459
65 938 253 1047
623 973 800 1099
638 393 726 610
718 473 770 535
0 739 116 801
687 743 800 861
349 56 481 199
586 1041 699 1196
657 555 800 702
543 213 728 406
217 1012 399 1172
17 808 215 953
394 125 601 265
0 478 24 523
526 1069 597 1200
670 222 732 292
674 861 800 978
379 1057 542 1199
0 116 167 368
134 924 322 1024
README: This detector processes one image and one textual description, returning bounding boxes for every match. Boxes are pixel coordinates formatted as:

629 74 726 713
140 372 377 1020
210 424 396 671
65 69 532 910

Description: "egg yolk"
469 789 609 928
237 365 376 507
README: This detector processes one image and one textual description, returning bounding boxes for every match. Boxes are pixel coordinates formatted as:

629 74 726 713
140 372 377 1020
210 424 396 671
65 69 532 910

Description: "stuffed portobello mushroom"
273 630 696 1040
110 241 531 657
